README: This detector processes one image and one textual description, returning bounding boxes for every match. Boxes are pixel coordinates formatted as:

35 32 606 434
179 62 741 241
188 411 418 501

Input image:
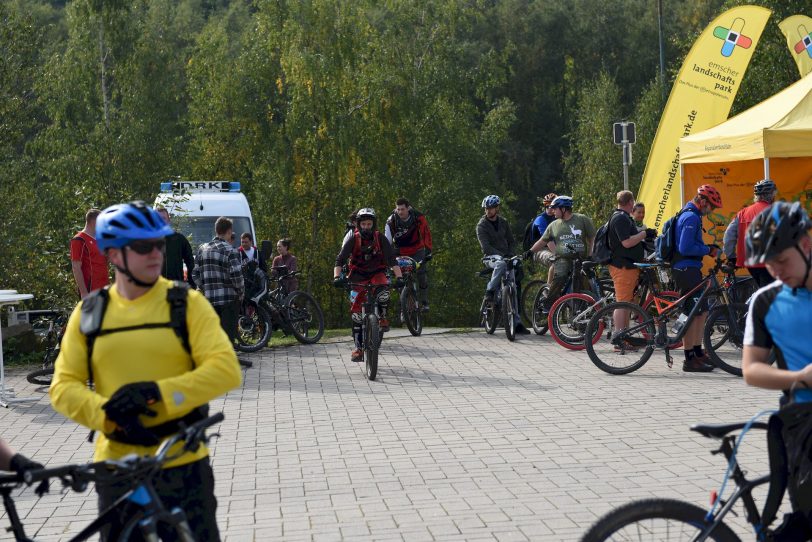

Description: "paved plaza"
1 328 780 540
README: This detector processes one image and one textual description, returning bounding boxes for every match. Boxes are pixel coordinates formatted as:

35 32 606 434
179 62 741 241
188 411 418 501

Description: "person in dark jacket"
385 197 433 311
476 195 530 334
156 207 196 289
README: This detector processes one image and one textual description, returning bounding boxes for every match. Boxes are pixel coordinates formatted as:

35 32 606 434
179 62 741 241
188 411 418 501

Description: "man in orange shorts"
607 190 656 350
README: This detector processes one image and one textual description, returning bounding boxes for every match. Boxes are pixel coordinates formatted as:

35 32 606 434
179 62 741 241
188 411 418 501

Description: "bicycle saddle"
691 422 768 439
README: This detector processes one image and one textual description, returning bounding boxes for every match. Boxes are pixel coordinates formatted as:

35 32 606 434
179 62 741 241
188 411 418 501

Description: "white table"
0 291 37 407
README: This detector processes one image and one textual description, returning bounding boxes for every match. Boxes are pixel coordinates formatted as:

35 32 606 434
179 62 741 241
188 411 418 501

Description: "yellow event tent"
678 71 812 247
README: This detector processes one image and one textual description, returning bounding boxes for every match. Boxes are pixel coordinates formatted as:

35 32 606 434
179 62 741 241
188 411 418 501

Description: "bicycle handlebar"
22 413 225 487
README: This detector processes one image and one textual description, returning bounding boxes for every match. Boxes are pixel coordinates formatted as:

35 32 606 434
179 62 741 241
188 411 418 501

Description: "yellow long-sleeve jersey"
51 278 242 468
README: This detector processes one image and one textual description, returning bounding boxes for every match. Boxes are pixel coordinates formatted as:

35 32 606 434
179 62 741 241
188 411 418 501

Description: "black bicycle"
236 266 325 352
581 412 777 541
530 245 589 335
584 255 741 375
1 412 225 541
394 255 430 337
478 255 523 341
25 310 69 386
345 281 392 381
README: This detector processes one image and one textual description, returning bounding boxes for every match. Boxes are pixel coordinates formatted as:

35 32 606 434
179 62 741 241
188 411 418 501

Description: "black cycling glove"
394 277 405 289
102 382 161 427
645 228 658 240
333 276 347 288
9 453 43 477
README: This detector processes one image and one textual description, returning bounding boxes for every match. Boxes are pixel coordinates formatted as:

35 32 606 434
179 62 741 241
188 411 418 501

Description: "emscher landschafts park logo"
713 17 753 57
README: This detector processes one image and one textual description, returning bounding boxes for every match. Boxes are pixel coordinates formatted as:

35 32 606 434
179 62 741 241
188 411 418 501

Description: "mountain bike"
236 266 325 352
1 413 225 541
25 310 69 386
478 255 523 341
345 281 391 381
584 255 740 375
394 255 430 337
547 261 681 351
530 245 590 335
521 278 546 328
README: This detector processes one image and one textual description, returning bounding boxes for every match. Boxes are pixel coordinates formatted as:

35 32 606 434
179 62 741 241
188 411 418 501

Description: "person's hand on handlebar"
707 244 720 258
393 277 405 289
522 250 533 261
9 453 43 478
333 276 347 288
645 228 658 240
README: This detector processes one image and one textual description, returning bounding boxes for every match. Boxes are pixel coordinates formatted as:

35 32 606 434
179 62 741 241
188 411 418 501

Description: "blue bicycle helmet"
550 195 573 209
96 201 174 251
754 179 777 197
482 195 501 209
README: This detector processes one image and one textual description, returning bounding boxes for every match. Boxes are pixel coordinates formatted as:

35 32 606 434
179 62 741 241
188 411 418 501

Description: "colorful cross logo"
792 25 812 58
712 17 753 57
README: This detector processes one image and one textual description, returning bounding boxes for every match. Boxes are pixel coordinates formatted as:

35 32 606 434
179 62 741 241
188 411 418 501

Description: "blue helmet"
96 201 174 251
550 195 573 209
481 195 501 209
754 179 776 197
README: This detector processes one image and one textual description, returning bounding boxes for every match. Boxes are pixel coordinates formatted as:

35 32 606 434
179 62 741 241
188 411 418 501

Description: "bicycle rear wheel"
26 366 54 386
704 302 747 377
581 498 739 541
401 286 422 336
364 314 380 381
235 302 272 353
503 283 516 341
521 279 545 326
531 285 550 335
585 302 655 375
283 291 325 344
548 293 603 350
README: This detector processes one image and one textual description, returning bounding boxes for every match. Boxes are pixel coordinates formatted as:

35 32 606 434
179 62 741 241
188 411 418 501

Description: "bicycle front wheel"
283 291 325 344
401 286 422 336
503 283 516 341
482 298 498 335
585 302 655 375
235 302 272 353
364 314 380 381
531 285 550 335
704 302 747 377
548 293 604 350
581 498 739 542
521 279 545 326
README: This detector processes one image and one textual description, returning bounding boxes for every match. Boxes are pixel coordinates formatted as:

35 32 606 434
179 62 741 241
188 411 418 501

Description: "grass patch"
267 328 352 347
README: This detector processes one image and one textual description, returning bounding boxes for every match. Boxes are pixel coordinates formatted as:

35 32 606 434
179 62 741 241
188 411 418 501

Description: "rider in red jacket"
385 197 433 311
334 208 403 362
723 179 777 288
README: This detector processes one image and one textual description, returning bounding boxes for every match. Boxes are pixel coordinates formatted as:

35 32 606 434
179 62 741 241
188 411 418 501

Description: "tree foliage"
0 0 804 324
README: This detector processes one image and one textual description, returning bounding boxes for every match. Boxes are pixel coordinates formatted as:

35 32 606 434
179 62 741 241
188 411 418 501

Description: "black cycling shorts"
673 266 707 315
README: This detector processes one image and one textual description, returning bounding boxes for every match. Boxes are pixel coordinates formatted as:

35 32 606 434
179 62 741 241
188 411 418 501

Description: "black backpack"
592 210 624 265
79 281 194 442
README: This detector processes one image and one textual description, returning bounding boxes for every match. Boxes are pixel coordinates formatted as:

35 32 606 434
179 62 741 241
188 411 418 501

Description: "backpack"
522 218 543 252
655 207 693 262
591 210 624 265
79 281 194 442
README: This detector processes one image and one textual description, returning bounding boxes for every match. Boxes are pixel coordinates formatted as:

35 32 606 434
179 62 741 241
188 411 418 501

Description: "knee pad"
351 312 363 324
376 289 390 305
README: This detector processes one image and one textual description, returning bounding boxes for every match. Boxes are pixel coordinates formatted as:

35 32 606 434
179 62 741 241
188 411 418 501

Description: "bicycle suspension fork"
2 488 32 542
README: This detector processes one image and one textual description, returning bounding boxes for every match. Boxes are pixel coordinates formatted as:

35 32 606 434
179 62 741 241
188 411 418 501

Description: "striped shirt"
193 237 244 306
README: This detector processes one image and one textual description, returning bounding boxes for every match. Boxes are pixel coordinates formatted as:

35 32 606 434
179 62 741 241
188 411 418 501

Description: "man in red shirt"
384 198 433 311
70 208 110 298
723 179 777 288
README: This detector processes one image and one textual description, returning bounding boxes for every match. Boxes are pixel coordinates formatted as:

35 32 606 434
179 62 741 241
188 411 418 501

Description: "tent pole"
763 157 770 180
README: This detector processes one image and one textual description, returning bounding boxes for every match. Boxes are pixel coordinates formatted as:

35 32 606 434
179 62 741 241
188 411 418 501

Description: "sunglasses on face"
127 239 166 255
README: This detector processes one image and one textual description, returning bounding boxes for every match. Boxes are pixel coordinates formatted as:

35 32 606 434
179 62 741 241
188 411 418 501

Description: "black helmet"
754 179 776 197
745 202 811 266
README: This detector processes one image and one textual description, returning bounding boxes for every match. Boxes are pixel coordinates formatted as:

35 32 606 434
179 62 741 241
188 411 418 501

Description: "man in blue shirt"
673 184 723 372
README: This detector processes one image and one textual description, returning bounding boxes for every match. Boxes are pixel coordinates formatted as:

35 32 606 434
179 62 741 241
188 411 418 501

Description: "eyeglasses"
127 239 166 255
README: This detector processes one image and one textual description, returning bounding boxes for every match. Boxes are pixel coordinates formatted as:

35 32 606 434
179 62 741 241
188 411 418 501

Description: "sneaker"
421 303 430 313
682 358 715 372
380 318 390 332
351 349 363 362
515 324 531 335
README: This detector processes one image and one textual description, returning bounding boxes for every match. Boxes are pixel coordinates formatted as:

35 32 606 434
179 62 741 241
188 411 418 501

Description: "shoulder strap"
167 281 192 358
80 286 111 392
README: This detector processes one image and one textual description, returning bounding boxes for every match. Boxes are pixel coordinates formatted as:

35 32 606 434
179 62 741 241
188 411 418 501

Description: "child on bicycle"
742 202 812 539
333 208 403 362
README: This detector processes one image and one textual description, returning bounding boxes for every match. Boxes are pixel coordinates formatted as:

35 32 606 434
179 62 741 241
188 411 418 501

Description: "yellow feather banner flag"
779 15 812 77
638 5 771 229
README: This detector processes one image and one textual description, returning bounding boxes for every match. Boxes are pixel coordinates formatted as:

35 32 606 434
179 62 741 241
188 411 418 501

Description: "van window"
174 216 253 250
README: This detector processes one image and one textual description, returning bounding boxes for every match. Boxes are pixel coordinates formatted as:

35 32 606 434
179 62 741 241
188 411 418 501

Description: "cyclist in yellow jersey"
51 201 241 541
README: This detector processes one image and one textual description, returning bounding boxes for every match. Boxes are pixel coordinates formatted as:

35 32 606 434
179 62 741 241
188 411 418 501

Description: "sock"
693 345 704 357
684 349 695 361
